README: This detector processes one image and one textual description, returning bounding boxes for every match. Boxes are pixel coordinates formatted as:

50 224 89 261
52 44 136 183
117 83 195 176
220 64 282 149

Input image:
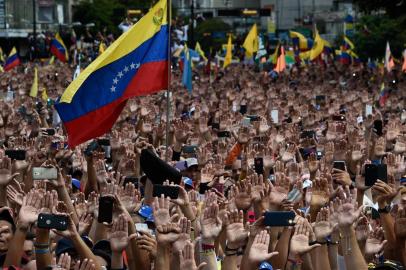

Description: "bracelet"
34 242 50 248
35 248 50 254
287 255 303 265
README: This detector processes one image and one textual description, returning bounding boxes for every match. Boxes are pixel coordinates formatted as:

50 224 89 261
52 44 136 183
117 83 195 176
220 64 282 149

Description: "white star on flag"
130 63 136 69
111 86 116 92
113 78 118 84
117 71 123 78
124 66 129 73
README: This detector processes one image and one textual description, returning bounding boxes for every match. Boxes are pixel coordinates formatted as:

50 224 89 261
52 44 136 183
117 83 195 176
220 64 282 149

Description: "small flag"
385 42 395 72
195 42 207 62
223 34 232 68
55 0 169 147
273 46 286 73
0 47 4 63
182 45 192 92
49 55 55 65
379 83 389 107
29 67 39 97
50 33 69 62
42 88 48 101
309 29 324 61
243 24 259 57
99 42 107 55
4 47 21 71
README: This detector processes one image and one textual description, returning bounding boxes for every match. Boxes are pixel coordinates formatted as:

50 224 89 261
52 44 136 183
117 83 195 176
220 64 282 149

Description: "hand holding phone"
153 185 179 199
5 150 26 160
37 213 68 231
32 167 58 180
365 164 387 186
98 196 114 224
263 211 295 227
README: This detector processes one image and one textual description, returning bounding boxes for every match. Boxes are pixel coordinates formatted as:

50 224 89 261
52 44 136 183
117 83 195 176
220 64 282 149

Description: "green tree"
194 18 231 54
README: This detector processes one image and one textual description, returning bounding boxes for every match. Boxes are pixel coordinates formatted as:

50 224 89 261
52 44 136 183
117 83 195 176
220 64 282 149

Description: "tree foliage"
194 18 231 54
351 0 406 61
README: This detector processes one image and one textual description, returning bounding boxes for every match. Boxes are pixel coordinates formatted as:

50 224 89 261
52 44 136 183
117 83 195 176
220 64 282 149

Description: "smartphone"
242 117 251 127
365 164 387 186
37 213 68 231
211 123 220 130
135 223 149 233
264 211 295 227
254 157 264 174
316 150 323 160
32 167 58 180
357 116 363 124
332 115 346 122
182 145 198 154
247 115 260 122
153 185 179 199
287 188 301 203
373 120 383 136
299 147 316 160
271 109 279 124
97 138 110 146
123 176 139 187
217 131 231 138
300 130 315 139
5 150 26 160
46 128 56 136
98 196 114 224
240 105 247 115
333 161 346 171
365 104 373 116
84 140 100 156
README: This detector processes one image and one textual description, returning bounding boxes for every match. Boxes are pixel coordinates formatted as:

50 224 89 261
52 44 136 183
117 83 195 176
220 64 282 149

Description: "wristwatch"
378 205 390 214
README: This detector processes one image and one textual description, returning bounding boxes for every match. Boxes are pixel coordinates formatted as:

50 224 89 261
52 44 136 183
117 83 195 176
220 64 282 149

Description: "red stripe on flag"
4 58 20 71
63 60 168 147
51 46 67 62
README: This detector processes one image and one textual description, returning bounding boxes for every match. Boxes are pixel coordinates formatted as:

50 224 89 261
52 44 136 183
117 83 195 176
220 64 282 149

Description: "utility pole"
33 0 36 59
190 0 194 47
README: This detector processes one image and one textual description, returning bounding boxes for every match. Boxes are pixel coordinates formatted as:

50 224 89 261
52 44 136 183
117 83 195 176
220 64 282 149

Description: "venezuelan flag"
379 83 389 107
50 33 69 62
55 0 169 147
290 31 313 51
4 47 20 71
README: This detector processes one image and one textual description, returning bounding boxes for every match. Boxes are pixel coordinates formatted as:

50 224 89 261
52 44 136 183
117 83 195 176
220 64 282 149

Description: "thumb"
306 243 321 252
265 251 279 260
197 263 207 270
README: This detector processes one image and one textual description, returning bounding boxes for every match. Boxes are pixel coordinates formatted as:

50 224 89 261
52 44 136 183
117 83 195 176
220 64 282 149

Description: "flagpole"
165 0 171 161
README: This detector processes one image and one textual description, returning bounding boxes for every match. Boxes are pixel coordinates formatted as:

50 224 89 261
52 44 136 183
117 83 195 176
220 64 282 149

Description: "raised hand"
249 174 265 202
365 227 387 257
289 221 321 256
371 180 397 208
232 181 252 210
73 259 96 270
173 217 192 252
152 195 171 227
179 241 207 270
119 183 141 213
132 231 157 259
248 230 278 264
156 223 180 245
225 209 248 249
200 203 222 244
313 207 337 242
54 253 71 270
109 214 129 252
336 189 363 228
19 190 41 226
0 156 18 186
310 178 330 209
395 207 406 239
78 213 93 236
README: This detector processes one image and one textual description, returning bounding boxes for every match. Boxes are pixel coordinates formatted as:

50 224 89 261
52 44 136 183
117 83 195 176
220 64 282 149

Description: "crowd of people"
0 31 406 270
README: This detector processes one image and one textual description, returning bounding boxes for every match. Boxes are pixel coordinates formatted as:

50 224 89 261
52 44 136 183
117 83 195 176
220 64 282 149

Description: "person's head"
0 208 16 253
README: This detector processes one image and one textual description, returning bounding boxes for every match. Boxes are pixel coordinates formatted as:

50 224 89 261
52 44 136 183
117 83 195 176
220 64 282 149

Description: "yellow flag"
49 55 55 65
309 29 324 61
195 42 207 61
270 44 280 64
29 67 38 97
42 88 48 101
223 35 232 68
0 47 4 62
99 42 106 54
243 24 259 57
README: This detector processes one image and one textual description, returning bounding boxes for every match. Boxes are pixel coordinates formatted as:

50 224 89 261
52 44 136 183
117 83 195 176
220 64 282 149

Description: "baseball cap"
72 178 81 189
183 177 193 187
138 205 153 219
259 261 273 270
175 158 199 172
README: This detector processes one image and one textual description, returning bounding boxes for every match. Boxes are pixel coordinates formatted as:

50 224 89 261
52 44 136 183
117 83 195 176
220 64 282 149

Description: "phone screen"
333 161 346 171
365 104 373 116
264 211 295 227
254 157 264 174
271 109 278 124
153 185 179 199
98 196 114 224
365 164 387 186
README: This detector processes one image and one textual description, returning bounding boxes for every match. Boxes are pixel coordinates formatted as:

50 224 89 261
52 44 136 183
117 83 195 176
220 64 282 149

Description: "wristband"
34 242 50 248
35 248 50 254
287 255 303 265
